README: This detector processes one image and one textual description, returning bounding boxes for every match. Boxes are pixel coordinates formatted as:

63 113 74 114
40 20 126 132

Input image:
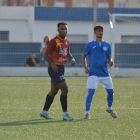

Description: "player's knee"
62 87 68 95
65 88 68 95
88 89 95 97
106 89 114 94
48 91 57 97
89 89 95 94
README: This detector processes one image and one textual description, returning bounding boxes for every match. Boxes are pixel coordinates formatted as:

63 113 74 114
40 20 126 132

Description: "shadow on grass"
0 118 105 127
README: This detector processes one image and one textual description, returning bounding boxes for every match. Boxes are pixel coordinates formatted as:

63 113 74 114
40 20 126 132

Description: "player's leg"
57 81 74 120
100 77 117 118
106 88 117 118
40 82 59 120
106 88 114 110
40 64 60 120
43 82 59 111
51 65 74 120
100 76 114 108
85 76 99 119
85 89 95 119
57 81 68 113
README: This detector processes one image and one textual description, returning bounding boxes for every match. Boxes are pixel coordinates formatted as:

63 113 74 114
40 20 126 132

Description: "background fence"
0 5 140 77
0 42 86 67
0 42 140 68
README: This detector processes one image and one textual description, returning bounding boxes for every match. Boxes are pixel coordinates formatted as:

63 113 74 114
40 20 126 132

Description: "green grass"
0 77 140 140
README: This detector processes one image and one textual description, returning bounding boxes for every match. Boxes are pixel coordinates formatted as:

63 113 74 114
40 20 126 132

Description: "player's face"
58 24 67 39
94 28 104 38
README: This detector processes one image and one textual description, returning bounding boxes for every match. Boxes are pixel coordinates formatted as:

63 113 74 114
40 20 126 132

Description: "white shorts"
87 76 113 89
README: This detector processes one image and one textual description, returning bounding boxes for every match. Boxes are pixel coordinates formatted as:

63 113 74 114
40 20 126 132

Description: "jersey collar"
94 40 104 43
57 35 65 40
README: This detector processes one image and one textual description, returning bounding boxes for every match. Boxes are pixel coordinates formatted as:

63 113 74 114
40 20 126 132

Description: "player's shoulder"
86 40 96 46
103 40 110 46
51 36 57 41
48 36 57 44
64 37 69 41
87 40 95 45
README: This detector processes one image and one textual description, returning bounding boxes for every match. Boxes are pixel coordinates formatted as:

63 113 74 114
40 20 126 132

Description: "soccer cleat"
40 112 55 120
63 113 75 121
84 113 90 119
106 109 117 118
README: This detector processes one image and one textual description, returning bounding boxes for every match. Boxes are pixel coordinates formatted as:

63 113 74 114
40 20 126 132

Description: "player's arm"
82 54 90 74
108 44 113 66
108 57 114 66
67 51 76 66
43 49 58 73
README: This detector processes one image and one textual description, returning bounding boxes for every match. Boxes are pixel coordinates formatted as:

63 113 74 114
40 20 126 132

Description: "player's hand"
109 61 114 66
51 64 58 73
71 61 76 66
85 67 90 74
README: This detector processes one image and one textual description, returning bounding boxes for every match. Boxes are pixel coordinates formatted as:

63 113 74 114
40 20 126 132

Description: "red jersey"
46 35 70 65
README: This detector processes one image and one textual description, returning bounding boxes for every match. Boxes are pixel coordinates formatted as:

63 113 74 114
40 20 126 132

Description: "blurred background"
0 0 140 77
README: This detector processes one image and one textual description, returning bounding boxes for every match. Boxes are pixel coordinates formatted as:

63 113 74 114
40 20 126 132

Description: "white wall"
0 7 31 42
0 7 29 20
0 20 30 42
114 22 140 43
0 7 140 43
0 7 112 43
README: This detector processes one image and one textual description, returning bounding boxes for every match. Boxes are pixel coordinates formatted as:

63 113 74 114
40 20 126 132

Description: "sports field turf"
0 77 140 140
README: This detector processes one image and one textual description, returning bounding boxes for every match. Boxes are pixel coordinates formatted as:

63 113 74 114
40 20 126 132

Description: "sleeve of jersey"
83 43 89 56
46 39 56 53
108 44 111 57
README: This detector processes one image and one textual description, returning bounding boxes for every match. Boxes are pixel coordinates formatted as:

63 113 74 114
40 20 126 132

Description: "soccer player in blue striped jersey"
82 25 117 119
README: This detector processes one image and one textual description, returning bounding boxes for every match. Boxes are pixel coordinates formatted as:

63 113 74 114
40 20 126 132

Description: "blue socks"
85 89 95 111
85 88 114 113
106 89 114 107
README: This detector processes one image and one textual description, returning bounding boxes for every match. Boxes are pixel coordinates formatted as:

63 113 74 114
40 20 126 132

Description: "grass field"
0 77 140 140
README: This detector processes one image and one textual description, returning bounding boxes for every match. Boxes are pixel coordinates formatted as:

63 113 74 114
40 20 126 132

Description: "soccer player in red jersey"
40 22 76 120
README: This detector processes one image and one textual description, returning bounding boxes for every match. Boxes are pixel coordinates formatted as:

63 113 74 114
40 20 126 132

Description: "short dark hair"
57 22 67 29
94 25 104 32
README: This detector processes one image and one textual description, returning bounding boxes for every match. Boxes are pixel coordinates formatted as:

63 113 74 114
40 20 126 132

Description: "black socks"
43 95 54 111
43 94 67 112
60 95 67 112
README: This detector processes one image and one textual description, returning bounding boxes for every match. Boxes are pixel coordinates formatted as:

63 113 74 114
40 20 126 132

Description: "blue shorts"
48 65 65 85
